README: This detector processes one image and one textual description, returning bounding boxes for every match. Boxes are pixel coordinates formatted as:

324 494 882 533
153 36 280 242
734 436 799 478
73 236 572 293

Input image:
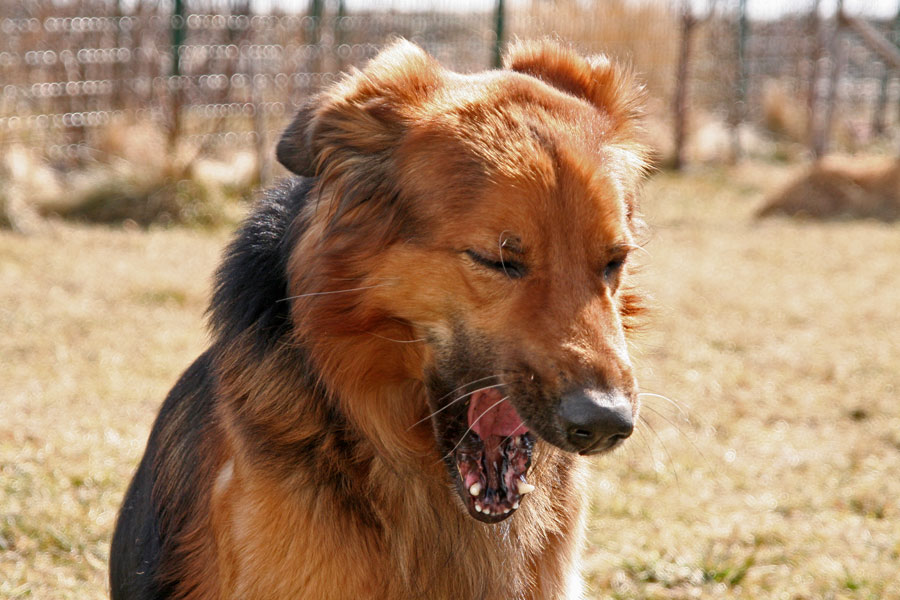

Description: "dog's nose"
558 388 633 455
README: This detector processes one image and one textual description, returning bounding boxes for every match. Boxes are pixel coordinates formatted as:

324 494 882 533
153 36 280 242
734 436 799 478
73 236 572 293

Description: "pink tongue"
467 389 528 440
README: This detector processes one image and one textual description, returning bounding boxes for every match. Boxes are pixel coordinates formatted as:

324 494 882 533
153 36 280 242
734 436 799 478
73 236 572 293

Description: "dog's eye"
603 257 625 285
465 250 527 279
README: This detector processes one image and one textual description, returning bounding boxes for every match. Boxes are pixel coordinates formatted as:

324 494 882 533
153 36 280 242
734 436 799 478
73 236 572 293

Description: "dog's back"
110 180 313 600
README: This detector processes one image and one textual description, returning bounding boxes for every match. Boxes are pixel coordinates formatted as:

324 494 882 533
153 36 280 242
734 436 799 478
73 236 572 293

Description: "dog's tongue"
458 388 533 518
468 389 528 441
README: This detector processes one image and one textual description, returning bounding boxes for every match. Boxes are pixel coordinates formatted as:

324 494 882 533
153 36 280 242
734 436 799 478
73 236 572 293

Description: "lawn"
1 164 898 599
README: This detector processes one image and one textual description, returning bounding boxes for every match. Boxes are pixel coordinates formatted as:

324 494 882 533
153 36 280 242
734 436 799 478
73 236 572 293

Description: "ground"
1 164 898 599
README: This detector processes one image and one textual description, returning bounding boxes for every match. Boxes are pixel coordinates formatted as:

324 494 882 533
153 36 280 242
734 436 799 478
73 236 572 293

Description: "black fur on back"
208 176 315 352
110 351 216 600
110 177 315 600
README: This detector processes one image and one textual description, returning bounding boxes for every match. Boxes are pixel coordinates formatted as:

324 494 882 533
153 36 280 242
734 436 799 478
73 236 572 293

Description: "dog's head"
279 40 649 523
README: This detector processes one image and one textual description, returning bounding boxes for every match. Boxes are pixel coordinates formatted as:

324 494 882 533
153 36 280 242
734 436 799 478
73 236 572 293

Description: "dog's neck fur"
205 325 587 599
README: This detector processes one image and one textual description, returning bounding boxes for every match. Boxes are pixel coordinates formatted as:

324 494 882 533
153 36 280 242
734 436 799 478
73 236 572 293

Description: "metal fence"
2 0 899 175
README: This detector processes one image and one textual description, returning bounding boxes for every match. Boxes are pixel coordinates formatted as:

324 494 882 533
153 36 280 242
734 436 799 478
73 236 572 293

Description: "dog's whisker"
278 283 390 301
442 395 509 461
329 276 400 282
638 414 680 489
641 403 691 435
407 382 505 431
640 403 712 471
623 243 653 260
632 424 657 473
638 391 691 422
498 230 512 278
432 375 503 404
367 332 426 344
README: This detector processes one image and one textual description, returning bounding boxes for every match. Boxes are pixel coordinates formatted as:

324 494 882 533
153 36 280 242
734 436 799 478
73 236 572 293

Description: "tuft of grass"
701 554 755 587
759 155 900 222
1 120 258 231
135 287 190 307
45 168 230 228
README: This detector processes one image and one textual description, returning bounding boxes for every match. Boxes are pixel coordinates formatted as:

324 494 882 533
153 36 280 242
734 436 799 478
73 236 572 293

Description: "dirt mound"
758 156 900 222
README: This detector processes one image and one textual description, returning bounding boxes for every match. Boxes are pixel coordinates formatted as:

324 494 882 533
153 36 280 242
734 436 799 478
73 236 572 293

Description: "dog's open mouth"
452 388 535 522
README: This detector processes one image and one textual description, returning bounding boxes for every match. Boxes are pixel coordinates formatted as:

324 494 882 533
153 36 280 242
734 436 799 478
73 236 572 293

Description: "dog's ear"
505 40 649 228
276 40 442 208
276 101 319 177
503 40 644 138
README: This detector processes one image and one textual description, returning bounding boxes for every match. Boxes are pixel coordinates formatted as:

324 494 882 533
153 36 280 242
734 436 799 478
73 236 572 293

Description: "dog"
109 39 649 600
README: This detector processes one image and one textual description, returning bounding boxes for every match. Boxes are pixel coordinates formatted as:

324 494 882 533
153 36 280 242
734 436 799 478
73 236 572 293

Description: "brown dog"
110 39 649 600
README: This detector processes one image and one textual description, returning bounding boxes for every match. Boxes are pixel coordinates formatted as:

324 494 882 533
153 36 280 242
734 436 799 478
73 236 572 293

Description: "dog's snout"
558 388 633 455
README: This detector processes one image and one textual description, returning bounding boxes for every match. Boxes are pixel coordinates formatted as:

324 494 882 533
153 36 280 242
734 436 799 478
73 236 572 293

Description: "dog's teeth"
513 501 520 509
503 508 511 514
469 482 482 497
517 481 535 495
475 503 482 513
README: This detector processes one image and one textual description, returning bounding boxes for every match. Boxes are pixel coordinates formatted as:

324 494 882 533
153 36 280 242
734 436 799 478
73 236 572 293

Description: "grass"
1 163 899 599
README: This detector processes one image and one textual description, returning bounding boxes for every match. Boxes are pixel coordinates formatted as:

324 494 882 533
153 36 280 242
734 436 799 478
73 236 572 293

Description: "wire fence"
2 0 899 177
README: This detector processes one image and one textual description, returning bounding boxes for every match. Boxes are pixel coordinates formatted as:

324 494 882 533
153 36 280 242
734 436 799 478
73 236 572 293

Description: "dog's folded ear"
503 40 644 138
276 100 319 177
276 40 442 185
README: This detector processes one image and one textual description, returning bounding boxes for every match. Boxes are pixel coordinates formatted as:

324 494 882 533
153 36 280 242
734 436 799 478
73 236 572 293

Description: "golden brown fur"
110 39 649 600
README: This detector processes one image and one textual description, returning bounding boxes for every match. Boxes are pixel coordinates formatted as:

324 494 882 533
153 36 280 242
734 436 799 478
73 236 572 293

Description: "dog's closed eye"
602 255 627 288
465 250 527 280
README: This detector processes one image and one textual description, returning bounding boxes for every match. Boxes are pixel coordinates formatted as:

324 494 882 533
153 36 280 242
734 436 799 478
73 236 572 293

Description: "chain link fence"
2 0 899 177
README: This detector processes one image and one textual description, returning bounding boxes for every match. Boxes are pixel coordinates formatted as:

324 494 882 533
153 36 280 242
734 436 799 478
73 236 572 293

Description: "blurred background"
1 1 899 599
2 0 900 226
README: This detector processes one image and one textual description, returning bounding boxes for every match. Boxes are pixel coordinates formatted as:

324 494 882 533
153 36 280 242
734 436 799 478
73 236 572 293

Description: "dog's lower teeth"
517 481 535 494
469 482 482 496
475 504 482 513
513 501 520 509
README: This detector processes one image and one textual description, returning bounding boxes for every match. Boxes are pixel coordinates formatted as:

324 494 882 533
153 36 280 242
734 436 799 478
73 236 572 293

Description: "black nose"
558 388 634 455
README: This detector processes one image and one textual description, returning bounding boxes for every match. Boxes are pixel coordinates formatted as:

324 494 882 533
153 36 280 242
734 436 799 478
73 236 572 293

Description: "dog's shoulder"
209 176 315 351
110 350 218 600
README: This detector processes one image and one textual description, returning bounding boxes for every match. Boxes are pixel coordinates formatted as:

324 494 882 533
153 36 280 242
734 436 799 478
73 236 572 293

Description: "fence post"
806 0 823 153
245 3 269 187
873 7 900 135
492 0 505 69
169 0 186 151
336 0 347 69
671 2 695 171
813 0 844 158
308 0 324 74
113 0 125 109
731 0 748 163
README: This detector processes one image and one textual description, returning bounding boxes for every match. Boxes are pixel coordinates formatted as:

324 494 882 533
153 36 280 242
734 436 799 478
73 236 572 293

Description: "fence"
2 0 899 178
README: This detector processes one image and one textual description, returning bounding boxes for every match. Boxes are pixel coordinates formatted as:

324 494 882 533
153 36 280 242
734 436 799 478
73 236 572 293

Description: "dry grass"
2 164 899 599
759 155 900 222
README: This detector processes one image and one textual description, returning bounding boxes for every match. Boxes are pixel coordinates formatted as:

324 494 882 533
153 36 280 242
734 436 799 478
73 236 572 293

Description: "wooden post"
169 0 186 152
873 63 890 136
871 4 900 136
336 0 347 70
840 11 900 68
813 0 844 159
112 0 125 109
672 2 695 171
731 0 748 163
308 0 324 75
806 0 823 152
493 0 505 69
